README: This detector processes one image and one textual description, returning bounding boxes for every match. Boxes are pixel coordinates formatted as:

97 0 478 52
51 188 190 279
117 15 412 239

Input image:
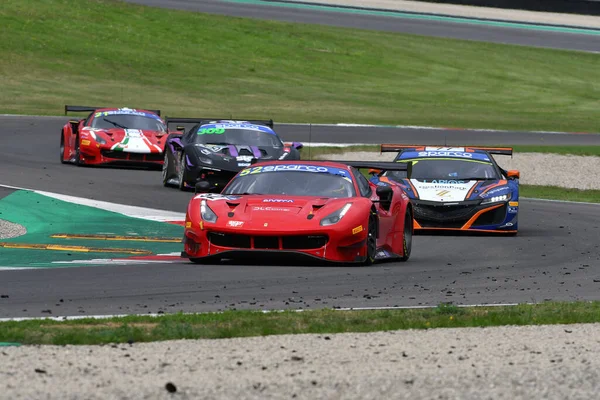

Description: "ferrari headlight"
481 193 510 204
90 131 106 144
320 203 352 226
200 200 218 223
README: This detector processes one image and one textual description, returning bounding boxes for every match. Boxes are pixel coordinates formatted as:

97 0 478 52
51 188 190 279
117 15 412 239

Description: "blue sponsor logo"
200 123 275 135
239 164 351 178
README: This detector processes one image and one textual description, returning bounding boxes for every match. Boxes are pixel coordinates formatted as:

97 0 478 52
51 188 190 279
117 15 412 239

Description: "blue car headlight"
200 200 218 223
198 156 213 165
320 203 352 226
481 193 511 204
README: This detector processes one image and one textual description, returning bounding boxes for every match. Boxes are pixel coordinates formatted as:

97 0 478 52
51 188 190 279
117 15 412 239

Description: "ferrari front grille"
101 150 163 162
207 232 328 250
208 232 251 248
282 235 328 249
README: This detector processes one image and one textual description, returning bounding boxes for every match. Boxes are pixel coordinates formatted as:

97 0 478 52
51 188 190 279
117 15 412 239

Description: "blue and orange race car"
369 145 520 234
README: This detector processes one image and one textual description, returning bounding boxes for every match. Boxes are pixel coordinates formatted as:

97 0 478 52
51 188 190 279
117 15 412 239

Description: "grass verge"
521 185 600 203
1 302 600 345
2 0 600 132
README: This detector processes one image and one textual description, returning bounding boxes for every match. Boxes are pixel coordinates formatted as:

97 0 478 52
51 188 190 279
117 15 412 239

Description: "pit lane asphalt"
0 115 599 317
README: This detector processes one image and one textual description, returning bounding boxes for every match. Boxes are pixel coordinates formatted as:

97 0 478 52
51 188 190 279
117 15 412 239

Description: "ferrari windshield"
91 114 166 132
223 166 356 198
385 159 500 181
193 127 282 147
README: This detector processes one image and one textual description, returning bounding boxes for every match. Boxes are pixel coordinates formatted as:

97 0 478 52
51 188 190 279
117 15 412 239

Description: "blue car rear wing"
380 144 513 156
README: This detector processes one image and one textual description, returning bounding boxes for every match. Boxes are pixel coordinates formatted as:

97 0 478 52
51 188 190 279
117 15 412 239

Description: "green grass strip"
521 185 600 203
2 0 600 132
1 302 600 345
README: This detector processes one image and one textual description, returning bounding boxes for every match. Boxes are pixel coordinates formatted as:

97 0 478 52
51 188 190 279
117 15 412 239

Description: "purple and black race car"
161 118 303 192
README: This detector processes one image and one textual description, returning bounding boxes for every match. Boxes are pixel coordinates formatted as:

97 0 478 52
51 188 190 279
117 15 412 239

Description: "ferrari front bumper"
182 225 369 263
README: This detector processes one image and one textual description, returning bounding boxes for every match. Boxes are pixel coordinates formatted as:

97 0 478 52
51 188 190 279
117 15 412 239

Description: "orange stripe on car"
462 204 504 229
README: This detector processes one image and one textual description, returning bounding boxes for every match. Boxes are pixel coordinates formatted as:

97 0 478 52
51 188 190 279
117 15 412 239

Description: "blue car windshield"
224 171 356 198
193 128 282 147
91 114 166 132
386 159 500 181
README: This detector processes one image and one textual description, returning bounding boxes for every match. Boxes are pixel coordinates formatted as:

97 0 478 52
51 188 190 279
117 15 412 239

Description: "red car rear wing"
165 117 274 129
380 144 513 156
65 105 161 117
333 161 410 172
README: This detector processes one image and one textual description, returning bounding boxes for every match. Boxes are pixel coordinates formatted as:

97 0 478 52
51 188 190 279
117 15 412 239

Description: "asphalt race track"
1 0 600 317
126 0 600 53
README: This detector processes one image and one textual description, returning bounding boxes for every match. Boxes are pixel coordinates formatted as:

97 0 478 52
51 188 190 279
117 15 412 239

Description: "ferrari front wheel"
399 209 413 262
361 214 377 266
59 131 68 164
74 134 82 165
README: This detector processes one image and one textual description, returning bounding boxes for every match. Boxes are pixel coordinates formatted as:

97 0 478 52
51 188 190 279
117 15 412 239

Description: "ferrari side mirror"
376 185 393 211
507 170 520 179
195 181 211 194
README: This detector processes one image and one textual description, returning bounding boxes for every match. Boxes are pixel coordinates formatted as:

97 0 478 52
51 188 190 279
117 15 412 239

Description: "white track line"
282 122 599 135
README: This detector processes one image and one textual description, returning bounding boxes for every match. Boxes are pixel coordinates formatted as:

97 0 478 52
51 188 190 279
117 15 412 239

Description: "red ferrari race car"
60 105 170 168
182 160 414 265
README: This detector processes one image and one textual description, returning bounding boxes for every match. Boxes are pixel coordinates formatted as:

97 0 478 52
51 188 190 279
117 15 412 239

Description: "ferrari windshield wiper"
206 142 231 146
104 119 129 129
229 192 262 195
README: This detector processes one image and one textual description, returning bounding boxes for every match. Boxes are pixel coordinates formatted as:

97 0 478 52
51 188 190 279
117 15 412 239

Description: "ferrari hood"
195 194 349 220
83 128 164 154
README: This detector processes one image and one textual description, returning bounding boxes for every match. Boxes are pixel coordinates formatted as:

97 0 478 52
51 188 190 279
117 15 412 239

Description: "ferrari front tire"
361 214 377 266
59 131 68 164
74 134 82 165
399 209 413 262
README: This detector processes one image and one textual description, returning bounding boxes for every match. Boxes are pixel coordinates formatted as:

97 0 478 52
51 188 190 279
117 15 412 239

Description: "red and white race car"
60 105 171 168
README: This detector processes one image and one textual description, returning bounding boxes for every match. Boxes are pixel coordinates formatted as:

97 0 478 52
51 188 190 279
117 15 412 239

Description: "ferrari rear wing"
380 144 513 156
65 105 161 116
336 161 410 172
165 117 274 129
